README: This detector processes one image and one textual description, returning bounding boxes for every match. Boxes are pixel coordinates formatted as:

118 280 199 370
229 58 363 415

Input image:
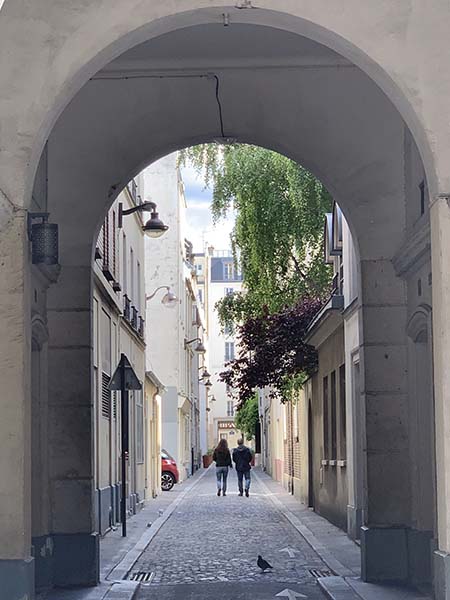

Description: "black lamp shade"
32 222 59 265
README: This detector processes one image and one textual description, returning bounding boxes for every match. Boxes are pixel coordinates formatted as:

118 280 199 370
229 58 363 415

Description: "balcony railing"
138 316 145 339
123 294 131 322
131 306 138 330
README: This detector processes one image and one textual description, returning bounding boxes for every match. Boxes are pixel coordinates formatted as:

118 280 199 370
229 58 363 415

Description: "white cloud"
181 162 235 253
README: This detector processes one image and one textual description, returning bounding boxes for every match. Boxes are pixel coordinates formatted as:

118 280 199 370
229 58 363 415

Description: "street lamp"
185 337 206 354
198 367 211 380
146 285 178 308
204 379 212 389
118 201 168 238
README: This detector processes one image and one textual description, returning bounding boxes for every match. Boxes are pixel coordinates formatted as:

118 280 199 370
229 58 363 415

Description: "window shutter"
101 372 111 419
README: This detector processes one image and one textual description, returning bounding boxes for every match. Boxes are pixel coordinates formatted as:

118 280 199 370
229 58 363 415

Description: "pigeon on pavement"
257 555 273 572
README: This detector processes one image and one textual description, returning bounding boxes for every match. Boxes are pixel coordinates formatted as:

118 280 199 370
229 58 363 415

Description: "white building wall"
144 153 205 479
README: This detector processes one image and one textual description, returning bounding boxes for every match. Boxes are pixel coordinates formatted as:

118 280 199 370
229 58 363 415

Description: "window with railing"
225 341 235 362
224 262 234 280
131 306 138 330
138 316 145 339
123 294 131 321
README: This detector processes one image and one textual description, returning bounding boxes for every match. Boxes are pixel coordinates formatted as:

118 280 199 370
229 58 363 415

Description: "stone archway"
1 4 450 599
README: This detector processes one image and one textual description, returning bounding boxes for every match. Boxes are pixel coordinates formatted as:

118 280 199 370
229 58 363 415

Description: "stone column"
430 195 450 600
0 195 34 599
359 258 411 582
47 263 99 587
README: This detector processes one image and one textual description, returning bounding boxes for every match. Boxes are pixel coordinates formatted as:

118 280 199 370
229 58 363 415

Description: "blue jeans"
237 470 251 492
216 466 229 492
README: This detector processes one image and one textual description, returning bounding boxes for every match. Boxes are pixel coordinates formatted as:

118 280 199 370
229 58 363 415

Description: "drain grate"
309 568 333 578
128 571 154 583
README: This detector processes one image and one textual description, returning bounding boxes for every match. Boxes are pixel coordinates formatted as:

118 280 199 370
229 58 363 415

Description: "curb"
253 471 354 578
318 576 362 600
106 466 211 583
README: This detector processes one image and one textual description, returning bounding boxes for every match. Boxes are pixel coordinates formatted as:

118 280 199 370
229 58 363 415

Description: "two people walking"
212 438 252 497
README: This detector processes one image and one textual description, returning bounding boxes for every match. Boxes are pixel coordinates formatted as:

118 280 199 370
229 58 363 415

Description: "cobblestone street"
133 468 330 599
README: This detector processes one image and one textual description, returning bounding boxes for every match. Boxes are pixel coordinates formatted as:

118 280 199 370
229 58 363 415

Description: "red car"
161 449 179 491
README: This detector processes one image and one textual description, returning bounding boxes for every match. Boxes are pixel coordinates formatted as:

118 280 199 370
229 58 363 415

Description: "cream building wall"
144 154 206 481
204 249 243 448
92 180 148 535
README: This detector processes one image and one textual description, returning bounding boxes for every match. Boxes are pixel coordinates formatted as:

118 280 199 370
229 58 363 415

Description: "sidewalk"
253 470 430 600
42 467 207 600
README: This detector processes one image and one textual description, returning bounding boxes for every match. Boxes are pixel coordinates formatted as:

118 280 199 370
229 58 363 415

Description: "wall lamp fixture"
146 285 178 308
28 213 59 265
185 337 206 354
198 367 211 379
118 201 168 238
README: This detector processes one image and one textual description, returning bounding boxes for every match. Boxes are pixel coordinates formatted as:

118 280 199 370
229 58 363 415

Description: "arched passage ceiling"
48 23 410 264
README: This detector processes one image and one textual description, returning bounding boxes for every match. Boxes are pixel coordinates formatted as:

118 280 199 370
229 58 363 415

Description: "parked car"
161 449 179 491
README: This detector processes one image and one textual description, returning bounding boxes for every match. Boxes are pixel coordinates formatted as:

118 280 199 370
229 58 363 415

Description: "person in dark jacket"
232 438 252 497
213 438 232 496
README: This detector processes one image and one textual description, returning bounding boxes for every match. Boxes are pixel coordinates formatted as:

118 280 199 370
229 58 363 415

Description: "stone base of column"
361 526 408 582
52 532 99 587
434 550 450 600
347 504 363 541
32 535 54 591
407 529 434 585
0 557 34 600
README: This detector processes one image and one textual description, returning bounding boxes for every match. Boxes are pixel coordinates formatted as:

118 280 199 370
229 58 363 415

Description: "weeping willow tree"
179 143 332 402
179 143 332 327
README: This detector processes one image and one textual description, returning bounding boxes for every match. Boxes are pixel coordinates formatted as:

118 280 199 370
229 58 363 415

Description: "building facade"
195 249 243 448
92 178 150 536
144 154 207 481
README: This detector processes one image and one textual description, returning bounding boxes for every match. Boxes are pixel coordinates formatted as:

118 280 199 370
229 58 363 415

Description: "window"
122 233 127 295
225 341 235 362
323 376 329 458
220 433 228 440
224 262 234 280
136 391 144 464
224 287 234 296
293 401 299 441
419 180 425 216
137 261 141 312
198 289 203 304
224 322 233 336
101 372 111 419
330 370 337 460
339 364 346 459
195 263 203 274
227 400 234 417
130 247 134 303
112 210 117 278
101 310 112 419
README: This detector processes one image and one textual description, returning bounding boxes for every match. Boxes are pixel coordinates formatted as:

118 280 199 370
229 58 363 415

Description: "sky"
180 162 235 254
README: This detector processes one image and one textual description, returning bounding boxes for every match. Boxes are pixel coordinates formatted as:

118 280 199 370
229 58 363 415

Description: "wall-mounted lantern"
28 213 59 265
118 201 168 238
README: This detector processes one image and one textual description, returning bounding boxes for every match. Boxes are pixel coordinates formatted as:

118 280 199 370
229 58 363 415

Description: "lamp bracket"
28 212 50 240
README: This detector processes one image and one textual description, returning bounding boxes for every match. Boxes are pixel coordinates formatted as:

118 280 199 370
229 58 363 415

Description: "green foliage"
179 144 332 328
234 394 259 441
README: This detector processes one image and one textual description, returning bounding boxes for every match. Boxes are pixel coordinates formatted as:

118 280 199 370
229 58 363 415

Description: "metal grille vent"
101 372 111 419
128 571 154 583
309 568 333 578
112 391 117 420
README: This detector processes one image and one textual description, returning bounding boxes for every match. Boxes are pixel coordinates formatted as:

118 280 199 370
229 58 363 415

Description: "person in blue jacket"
232 438 252 497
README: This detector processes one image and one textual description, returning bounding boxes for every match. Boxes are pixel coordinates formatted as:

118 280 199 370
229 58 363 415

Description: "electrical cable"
91 71 226 140
213 75 226 138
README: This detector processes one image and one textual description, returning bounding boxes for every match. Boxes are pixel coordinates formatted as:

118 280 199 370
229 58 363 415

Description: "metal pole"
120 354 129 537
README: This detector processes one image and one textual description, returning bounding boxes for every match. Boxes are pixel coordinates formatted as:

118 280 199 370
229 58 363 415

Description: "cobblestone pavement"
134 467 329 599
